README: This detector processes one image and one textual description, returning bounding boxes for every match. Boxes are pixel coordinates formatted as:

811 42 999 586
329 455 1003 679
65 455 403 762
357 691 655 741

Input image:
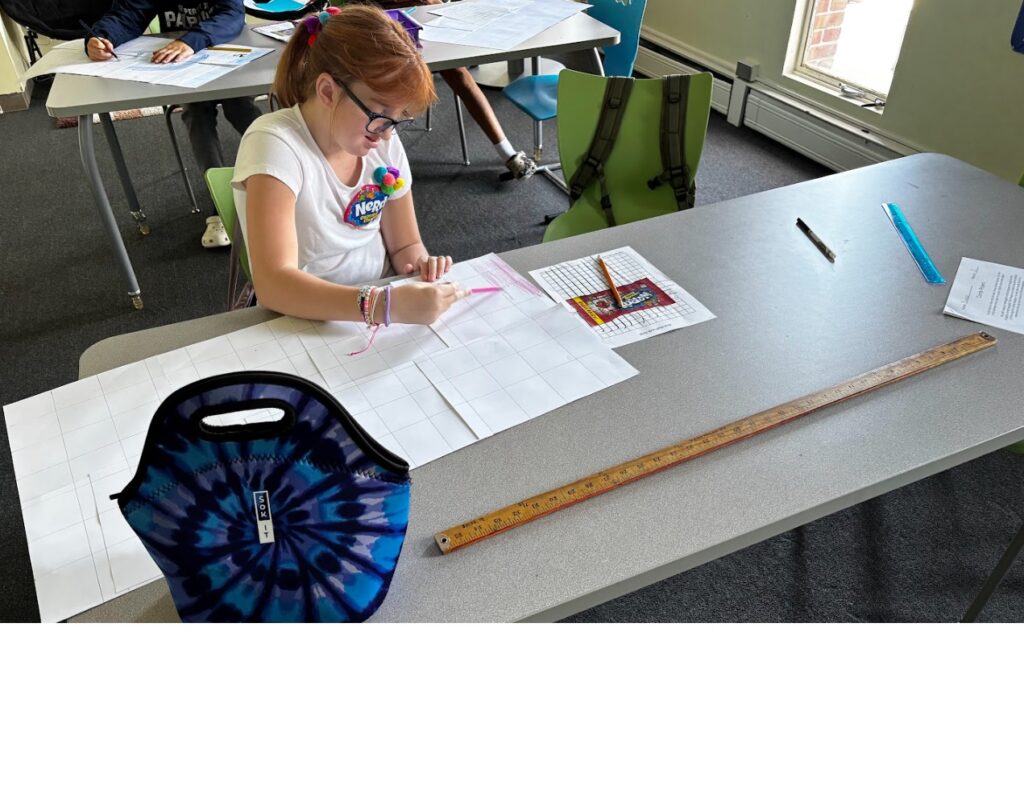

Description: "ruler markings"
435 332 996 553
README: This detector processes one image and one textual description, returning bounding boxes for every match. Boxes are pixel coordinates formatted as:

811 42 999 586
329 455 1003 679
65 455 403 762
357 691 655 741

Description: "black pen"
80 19 119 60
796 217 835 262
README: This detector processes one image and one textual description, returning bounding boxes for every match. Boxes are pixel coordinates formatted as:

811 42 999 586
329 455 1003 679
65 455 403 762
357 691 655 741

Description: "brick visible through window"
797 0 913 97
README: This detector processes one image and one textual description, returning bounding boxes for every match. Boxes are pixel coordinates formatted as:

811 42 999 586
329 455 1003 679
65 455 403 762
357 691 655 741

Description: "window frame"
791 0 904 106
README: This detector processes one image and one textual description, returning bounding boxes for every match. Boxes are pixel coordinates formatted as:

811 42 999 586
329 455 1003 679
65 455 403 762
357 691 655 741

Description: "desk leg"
98 112 150 236
78 115 144 310
961 521 1024 622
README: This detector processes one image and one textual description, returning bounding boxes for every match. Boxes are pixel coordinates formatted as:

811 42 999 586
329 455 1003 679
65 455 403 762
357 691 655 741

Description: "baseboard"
743 89 910 173
634 37 915 173
635 43 731 114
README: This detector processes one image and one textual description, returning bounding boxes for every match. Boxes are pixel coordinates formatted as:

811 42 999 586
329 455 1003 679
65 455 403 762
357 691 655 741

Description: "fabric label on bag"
253 490 276 544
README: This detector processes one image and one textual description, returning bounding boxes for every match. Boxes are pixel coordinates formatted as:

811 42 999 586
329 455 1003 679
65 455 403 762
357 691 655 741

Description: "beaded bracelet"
356 284 372 325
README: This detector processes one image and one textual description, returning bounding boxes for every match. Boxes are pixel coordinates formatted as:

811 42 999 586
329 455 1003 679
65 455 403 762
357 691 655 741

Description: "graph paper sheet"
529 246 715 348
4 253 637 622
419 304 637 440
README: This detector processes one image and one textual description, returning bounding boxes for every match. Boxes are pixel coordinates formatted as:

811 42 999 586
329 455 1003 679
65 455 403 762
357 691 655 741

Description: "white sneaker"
504 151 537 180
202 215 230 249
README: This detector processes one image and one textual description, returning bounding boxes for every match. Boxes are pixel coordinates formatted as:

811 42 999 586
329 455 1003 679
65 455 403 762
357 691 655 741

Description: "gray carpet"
1 81 1021 622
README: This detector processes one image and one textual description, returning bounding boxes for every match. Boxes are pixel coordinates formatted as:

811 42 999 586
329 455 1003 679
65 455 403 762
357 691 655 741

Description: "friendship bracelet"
366 287 380 327
351 288 382 356
357 284 373 325
349 283 393 356
367 286 383 327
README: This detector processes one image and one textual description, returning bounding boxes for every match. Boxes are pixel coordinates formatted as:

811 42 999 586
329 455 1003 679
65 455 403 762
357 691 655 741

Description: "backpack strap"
567 76 634 228
648 74 695 210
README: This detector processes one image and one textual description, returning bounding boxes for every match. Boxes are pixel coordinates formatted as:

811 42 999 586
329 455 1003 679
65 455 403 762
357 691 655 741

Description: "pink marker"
469 287 501 294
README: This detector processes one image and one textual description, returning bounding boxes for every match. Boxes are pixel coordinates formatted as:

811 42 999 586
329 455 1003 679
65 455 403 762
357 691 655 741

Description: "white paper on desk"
253 22 296 43
426 253 551 347
24 36 176 79
530 246 716 348
943 257 1024 335
22 39 89 80
418 305 637 440
199 46 273 66
426 0 531 25
418 0 588 49
4 250 638 622
25 35 266 88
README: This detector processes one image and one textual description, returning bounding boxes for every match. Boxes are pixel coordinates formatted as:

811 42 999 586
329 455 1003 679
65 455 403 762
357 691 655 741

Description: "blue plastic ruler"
882 202 945 284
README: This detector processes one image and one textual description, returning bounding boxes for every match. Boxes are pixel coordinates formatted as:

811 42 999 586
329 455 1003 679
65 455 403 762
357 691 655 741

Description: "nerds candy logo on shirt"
344 184 389 227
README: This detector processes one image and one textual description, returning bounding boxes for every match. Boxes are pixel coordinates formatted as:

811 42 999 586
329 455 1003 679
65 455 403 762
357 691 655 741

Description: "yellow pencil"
208 45 251 52
597 255 625 308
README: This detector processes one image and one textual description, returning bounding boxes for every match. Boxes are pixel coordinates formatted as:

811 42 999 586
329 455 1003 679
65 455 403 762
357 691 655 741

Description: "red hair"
273 4 436 114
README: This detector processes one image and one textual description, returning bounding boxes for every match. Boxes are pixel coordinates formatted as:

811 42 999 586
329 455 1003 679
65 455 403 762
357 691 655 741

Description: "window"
795 0 914 105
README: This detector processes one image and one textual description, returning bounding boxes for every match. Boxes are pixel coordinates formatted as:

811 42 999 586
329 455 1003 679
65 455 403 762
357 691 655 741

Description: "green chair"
205 167 254 310
543 70 713 243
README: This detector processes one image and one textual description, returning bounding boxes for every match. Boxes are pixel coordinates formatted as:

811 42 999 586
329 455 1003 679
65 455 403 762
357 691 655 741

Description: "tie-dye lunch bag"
112 371 411 622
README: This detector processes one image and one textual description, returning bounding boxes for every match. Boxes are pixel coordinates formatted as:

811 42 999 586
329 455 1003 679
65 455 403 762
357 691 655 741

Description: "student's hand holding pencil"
390 281 462 324
86 37 117 61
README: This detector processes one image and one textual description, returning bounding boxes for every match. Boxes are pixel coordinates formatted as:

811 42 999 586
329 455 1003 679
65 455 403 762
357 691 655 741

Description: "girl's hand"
391 281 464 324
152 40 194 64
404 254 452 283
86 37 116 61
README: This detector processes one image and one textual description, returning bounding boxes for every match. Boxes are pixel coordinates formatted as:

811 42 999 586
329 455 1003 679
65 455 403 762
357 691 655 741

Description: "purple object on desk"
386 9 422 47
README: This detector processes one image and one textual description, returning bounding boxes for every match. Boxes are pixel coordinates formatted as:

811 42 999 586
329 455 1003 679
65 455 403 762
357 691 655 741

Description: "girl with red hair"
233 4 461 326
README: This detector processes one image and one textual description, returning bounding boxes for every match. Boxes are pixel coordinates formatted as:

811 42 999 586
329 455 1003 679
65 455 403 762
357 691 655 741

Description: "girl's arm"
245 174 459 324
380 190 452 282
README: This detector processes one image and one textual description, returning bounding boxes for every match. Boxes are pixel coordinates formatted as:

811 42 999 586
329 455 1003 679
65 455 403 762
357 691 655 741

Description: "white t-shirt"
232 105 412 286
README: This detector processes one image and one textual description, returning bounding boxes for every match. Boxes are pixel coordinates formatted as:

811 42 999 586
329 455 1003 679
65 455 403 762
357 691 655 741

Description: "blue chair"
502 0 647 189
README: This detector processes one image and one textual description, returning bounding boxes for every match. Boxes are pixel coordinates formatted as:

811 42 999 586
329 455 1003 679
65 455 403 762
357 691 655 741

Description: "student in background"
86 1 263 249
373 0 537 180
232 5 462 326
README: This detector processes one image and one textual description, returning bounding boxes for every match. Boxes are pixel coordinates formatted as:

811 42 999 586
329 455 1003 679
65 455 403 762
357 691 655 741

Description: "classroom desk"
67 154 1024 622
45 11 619 310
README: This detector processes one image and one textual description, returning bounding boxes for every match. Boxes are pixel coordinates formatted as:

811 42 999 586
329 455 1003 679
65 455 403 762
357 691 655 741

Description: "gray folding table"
69 153 1024 622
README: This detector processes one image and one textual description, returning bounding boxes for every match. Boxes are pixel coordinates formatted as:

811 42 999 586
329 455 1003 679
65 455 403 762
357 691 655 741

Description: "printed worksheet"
530 246 716 348
418 0 588 49
943 257 1024 335
253 22 297 43
23 36 272 88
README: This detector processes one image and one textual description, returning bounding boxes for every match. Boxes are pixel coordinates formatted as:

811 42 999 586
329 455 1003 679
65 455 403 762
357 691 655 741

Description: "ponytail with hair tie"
302 5 343 46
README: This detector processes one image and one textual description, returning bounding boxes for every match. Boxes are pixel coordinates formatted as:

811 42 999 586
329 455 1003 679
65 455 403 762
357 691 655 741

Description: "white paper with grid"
4 254 637 622
529 246 716 348
418 305 637 439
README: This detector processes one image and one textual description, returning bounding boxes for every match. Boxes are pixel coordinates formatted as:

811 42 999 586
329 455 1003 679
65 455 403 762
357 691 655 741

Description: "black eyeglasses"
335 78 415 135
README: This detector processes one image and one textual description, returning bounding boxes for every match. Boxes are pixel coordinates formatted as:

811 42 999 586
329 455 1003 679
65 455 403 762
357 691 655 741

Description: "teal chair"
543 70 712 242
205 167 254 309
502 0 647 188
